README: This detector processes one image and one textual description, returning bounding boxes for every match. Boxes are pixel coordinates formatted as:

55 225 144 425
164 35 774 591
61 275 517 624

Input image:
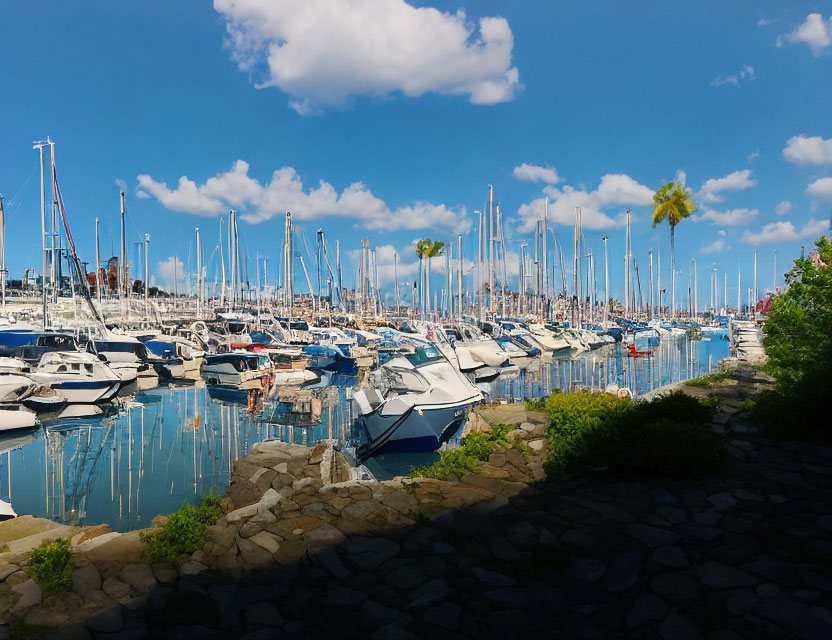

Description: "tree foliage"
756 236 832 442
652 182 696 229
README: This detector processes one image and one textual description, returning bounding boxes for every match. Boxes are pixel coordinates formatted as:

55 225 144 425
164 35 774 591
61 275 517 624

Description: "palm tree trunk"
670 224 676 318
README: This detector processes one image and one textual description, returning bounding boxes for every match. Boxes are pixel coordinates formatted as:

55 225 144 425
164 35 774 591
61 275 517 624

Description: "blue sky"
1 1 831 308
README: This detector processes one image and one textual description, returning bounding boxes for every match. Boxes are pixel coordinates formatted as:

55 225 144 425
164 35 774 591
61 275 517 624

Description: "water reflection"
0 335 728 530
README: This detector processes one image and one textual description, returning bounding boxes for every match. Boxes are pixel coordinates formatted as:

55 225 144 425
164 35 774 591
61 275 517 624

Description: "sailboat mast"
648 249 654 320
118 191 127 313
488 185 495 314
624 208 631 318
195 227 202 318
543 195 549 307
144 234 150 318
602 236 609 327
95 217 102 305
457 234 463 319
219 217 226 307
394 250 400 316
34 140 49 326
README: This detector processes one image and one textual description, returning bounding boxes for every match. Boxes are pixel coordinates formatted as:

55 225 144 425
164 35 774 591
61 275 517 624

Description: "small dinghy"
22 386 68 413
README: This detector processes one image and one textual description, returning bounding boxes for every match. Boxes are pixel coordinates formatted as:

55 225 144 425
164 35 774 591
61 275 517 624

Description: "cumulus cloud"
699 207 759 227
136 175 225 216
516 174 653 233
775 200 793 216
711 65 755 87
783 134 832 165
697 170 757 203
700 239 729 254
776 13 832 56
740 218 830 245
214 0 521 114
157 255 186 289
807 177 832 201
512 163 562 184
137 160 471 233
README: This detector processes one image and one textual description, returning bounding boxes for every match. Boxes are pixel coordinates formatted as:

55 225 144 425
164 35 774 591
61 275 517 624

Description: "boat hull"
357 402 470 458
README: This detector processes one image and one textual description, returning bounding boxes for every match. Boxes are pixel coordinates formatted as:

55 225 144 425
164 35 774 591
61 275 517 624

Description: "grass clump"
408 422 516 479
684 370 732 388
142 491 224 564
27 538 72 598
543 391 726 481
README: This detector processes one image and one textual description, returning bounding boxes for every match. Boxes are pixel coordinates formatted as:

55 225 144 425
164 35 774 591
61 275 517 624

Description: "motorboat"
140 335 204 380
353 340 482 458
0 330 79 366
29 351 121 403
88 334 157 387
201 352 273 389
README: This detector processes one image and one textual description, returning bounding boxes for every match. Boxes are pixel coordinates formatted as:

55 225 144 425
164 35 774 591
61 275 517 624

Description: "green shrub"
524 398 547 411
409 420 523 479
543 391 725 481
27 539 72 598
459 431 496 461
408 448 480 479
684 370 732 388
142 492 224 564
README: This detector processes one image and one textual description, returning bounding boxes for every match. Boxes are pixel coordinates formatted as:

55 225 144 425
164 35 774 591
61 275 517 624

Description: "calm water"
0 335 728 530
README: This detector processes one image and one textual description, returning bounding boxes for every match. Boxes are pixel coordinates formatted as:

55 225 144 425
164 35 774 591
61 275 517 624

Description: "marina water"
0 335 728 531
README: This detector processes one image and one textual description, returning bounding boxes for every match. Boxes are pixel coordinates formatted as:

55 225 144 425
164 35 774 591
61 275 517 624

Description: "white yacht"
29 351 121 404
353 341 482 458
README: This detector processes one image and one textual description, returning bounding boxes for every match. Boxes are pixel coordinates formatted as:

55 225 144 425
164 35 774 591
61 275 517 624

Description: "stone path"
1 376 831 639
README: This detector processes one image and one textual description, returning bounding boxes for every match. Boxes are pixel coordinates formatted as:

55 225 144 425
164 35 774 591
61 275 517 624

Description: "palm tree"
652 182 695 318
424 240 445 315
415 238 431 315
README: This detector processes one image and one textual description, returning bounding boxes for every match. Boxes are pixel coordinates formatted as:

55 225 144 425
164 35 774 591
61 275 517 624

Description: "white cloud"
700 239 729 254
214 0 521 114
157 256 186 289
711 65 755 87
783 134 832 165
740 218 831 245
512 163 562 184
136 175 225 216
777 13 832 56
758 17 776 27
775 200 793 216
747 149 760 163
516 173 653 233
697 169 757 203
807 177 832 201
699 207 759 227
137 160 471 233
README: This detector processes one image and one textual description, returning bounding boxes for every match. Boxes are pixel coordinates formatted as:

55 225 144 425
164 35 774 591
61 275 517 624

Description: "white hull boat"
29 352 121 404
354 342 482 458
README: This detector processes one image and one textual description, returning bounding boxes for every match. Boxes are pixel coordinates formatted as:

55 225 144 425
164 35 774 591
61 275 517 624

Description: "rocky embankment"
1 375 831 639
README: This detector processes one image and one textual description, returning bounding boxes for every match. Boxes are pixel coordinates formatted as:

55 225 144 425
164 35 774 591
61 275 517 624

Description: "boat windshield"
384 366 430 393
404 345 443 366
